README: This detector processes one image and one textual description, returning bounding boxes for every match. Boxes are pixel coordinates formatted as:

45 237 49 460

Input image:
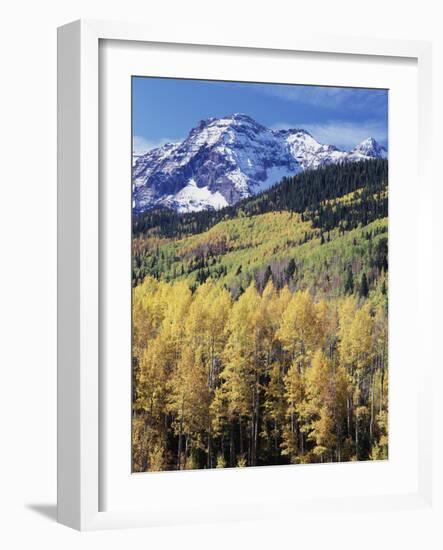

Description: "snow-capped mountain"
133 113 387 213
349 137 388 160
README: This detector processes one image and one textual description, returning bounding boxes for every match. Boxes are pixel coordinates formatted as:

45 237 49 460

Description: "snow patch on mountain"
350 137 388 159
169 178 228 213
133 113 387 213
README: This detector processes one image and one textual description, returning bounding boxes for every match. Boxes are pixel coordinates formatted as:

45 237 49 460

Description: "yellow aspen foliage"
132 277 388 470
277 290 321 365
281 362 305 460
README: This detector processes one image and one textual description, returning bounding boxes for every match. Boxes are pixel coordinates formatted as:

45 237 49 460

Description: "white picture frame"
57 19 433 531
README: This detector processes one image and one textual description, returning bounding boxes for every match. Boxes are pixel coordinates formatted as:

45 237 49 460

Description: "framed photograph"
57 20 433 530
130 77 390 473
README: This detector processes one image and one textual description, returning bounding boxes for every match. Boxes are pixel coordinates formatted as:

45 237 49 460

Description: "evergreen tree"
344 265 354 295
285 258 296 282
359 272 369 298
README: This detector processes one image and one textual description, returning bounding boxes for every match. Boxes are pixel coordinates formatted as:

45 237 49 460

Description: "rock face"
133 113 387 213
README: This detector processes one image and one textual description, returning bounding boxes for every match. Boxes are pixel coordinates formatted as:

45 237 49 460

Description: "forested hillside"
133 158 387 238
131 159 389 472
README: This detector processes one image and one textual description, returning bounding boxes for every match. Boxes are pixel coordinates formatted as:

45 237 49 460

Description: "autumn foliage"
132 160 388 471
132 278 388 471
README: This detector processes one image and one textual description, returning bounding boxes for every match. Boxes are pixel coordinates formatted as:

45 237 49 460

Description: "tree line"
132 158 388 239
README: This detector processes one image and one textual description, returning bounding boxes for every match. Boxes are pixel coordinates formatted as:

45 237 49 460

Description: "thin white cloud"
258 85 387 114
132 135 181 154
272 120 388 150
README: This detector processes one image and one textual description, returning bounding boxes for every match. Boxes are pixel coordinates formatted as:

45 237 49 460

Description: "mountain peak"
196 113 260 128
133 116 388 213
230 112 256 121
352 137 387 158
362 137 377 144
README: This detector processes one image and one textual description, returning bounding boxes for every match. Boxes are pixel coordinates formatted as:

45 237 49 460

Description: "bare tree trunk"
274 418 278 458
239 417 243 457
177 421 183 470
346 396 351 438
380 364 385 414
230 423 235 467
337 432 341 462
141 416 148 471
253 373 259 466
248 420 252 466
370 371 375 446
355 413 359 460
207 424 212 468
355 371 360 459
300 424 304 456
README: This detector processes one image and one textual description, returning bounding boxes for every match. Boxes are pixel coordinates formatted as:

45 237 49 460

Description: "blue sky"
132 77 388 153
